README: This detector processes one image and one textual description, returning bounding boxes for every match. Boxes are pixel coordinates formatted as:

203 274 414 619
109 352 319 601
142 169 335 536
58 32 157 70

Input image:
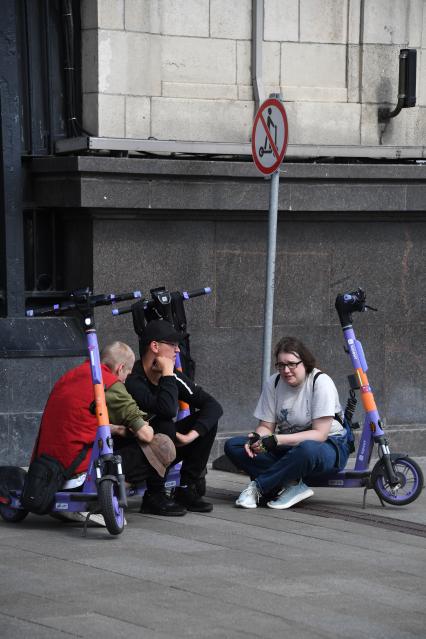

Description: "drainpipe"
252 0 265 110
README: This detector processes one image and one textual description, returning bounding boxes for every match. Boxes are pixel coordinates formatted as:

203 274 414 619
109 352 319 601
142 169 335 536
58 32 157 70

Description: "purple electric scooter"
0 287 159 535
308 288 424 507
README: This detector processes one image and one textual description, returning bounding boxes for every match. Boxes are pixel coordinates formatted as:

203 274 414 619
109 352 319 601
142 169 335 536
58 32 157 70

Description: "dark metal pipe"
378 48 417 122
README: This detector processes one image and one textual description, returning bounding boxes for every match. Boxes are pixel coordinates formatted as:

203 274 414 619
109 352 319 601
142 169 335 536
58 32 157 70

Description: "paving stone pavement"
0 461 425 639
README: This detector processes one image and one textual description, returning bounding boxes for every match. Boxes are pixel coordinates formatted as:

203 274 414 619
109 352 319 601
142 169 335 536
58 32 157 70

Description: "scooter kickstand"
82 513 91 537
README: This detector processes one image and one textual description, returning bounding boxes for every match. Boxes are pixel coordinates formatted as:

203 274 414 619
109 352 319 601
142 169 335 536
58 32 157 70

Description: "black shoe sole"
174 497 213 513
186 504 213 513
140 506 186 516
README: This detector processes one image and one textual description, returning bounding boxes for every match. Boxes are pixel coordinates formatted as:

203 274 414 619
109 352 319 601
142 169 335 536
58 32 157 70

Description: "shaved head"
100 341 135 369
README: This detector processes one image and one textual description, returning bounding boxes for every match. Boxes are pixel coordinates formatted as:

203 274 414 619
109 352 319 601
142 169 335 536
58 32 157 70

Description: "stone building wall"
81 0 426 148
92 210 426 459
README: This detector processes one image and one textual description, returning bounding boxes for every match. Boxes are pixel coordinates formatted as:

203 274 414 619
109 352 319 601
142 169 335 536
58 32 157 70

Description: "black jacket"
125 360 223 436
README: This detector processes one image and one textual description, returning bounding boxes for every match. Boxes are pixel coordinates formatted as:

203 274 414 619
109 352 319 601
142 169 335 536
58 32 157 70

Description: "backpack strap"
63 443 92 479
274 373 280 388
312 370 343 425
131 298 148 337
312 371 323 389
171 291 195 380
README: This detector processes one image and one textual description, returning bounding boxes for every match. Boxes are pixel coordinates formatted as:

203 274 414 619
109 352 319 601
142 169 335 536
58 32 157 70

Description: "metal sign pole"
251 93 288 389
261 168 279 389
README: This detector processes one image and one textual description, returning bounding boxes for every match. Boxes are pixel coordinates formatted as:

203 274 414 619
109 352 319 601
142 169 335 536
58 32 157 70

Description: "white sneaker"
267 481 314 509
82 512 128 527
50 511 127 526
85 513 107 527
235 481 261 509
49 511 88 523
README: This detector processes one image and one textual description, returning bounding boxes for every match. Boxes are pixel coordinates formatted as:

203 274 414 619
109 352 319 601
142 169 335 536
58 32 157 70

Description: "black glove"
247 432 261 447
260 435 278 452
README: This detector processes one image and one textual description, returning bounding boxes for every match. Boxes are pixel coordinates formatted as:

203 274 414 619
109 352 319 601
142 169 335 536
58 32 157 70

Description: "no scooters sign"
251 97 289 175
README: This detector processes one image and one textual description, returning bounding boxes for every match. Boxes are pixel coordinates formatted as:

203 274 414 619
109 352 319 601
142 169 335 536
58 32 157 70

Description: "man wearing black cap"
125 319 223 516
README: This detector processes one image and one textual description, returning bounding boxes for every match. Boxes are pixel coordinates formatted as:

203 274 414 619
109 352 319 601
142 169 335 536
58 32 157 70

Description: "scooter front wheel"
0 503 29 523
98 479 125 535
372 456 424 506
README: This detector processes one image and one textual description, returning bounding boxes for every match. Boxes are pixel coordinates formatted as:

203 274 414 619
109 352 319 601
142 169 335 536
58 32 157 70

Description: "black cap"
139 319 187 346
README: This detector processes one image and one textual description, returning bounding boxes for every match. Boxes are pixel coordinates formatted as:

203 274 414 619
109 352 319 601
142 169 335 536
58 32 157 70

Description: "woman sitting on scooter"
224 336 350 509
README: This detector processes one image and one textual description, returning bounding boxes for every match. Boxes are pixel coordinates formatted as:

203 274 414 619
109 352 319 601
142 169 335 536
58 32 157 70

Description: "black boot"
194 475 206 497
174 484 213 513
140 491 186 516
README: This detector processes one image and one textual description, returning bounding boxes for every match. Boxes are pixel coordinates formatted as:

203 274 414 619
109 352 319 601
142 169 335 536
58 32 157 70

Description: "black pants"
148 414 218 491
112 436 158 486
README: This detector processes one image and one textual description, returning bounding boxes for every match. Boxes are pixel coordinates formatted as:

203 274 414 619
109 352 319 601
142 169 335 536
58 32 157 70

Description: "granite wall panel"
0 364 10 413
8 413 40 466
189 326 264 435
6 359 51 412
93 218 217 350
0 415 9 462
81 177 151 208
288 183 407 212
384 324 426 424
90 214 417 438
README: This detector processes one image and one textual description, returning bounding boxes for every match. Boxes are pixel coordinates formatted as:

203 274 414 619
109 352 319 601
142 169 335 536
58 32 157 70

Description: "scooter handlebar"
103 291 142 304
111 286 211 316
182 286 212 300
112 302 147 316
335 288 367 326
26 290 142 317
26 301 76 317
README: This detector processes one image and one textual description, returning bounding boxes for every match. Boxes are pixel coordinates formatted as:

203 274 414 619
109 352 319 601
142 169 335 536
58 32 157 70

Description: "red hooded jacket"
35 361 118 474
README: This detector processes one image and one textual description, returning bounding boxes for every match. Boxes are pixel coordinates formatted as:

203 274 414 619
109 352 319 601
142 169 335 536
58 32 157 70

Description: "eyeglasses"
158 341 180 348
275 360 302 371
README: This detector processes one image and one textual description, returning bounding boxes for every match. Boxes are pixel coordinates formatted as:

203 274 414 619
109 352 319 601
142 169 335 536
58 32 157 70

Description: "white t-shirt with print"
254 368 344 436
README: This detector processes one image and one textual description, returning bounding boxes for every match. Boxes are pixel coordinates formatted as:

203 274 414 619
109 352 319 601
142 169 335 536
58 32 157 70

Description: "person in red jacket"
35 341 170 489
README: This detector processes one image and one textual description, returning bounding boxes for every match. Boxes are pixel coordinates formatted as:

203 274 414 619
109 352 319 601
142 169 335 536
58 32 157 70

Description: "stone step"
376 425 426 456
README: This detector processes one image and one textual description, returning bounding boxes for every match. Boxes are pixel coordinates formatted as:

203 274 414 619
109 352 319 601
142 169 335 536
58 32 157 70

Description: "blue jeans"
224 435 350 496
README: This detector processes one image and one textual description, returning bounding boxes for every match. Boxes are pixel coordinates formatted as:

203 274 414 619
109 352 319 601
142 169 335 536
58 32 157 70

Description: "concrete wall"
91 213 426 459
0 356 83 466
81 0 426 148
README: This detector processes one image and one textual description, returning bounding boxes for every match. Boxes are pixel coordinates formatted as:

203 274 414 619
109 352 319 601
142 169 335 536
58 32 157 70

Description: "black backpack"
21 445 90 515
131 288 196 380
0 466 27 503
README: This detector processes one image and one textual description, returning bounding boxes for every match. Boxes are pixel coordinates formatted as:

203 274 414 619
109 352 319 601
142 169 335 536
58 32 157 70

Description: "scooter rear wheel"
98 479 125 535
372 456 424 506
0 503 29 523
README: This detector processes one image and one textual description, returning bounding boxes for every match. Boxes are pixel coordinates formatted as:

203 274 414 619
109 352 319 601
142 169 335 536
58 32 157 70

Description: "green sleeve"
105 382 148 433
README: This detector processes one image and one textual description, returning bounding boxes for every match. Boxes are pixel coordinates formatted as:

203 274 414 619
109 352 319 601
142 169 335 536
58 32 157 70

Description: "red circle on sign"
251 98 288 175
